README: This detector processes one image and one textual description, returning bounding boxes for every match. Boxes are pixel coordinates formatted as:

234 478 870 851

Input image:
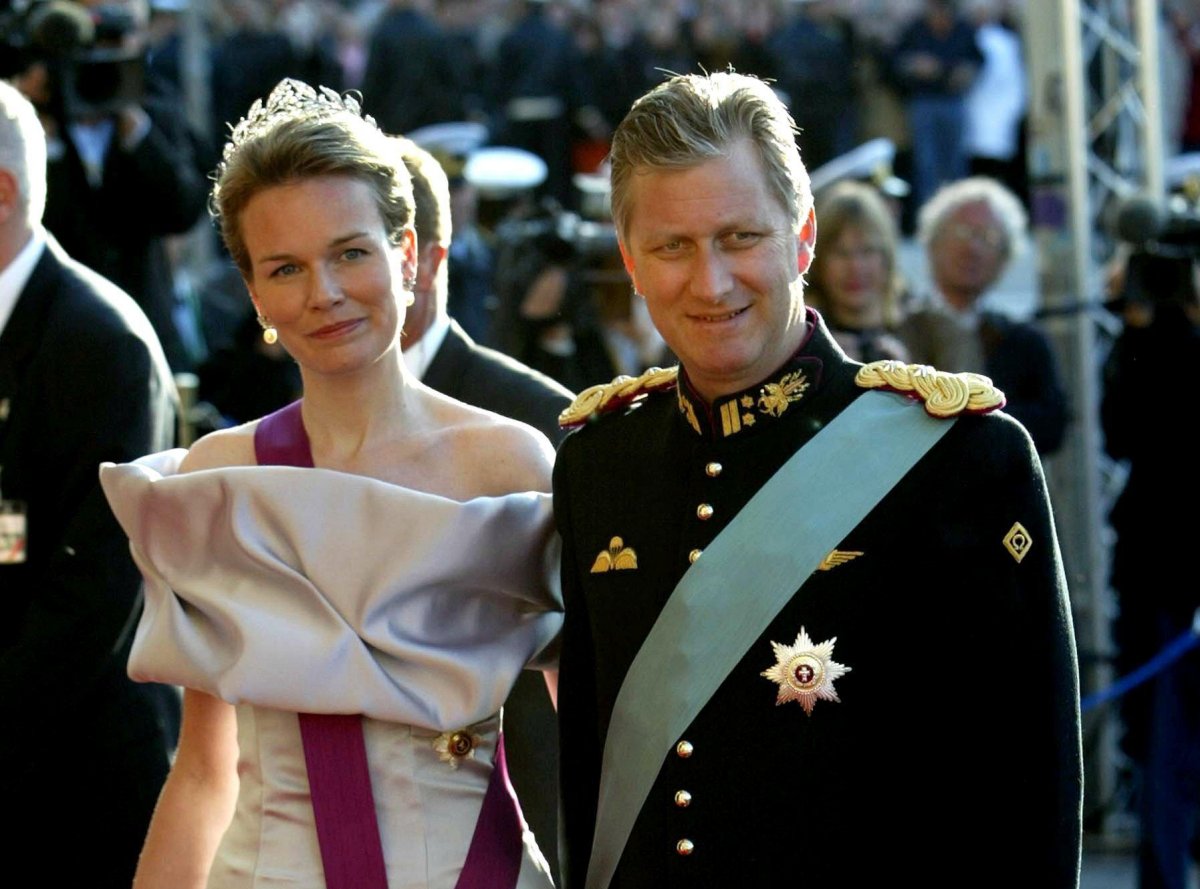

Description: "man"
1100 262 1200 889
11 0 211 371
361 0 465 137
486 0 591 208
394 136 574 880
553 72 1081 888
763 0 858 171
890 0 983 209
899 176 1068 455
0 81 176 886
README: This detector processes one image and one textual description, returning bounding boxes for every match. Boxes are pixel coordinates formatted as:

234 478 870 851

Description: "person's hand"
948 63 977 94
116 105 152 150
11 61 51 107
1122 300 1154 328
904 52 942 80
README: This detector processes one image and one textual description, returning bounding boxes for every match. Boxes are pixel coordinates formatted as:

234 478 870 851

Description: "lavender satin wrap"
99 402 561 888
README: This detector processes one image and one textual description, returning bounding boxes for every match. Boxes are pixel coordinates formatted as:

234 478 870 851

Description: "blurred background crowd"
2 0 1056 403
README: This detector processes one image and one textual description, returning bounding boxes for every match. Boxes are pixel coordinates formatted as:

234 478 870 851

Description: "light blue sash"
585 390 955 889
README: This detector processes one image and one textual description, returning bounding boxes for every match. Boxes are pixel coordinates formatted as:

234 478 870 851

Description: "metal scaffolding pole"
1024 0 1163 841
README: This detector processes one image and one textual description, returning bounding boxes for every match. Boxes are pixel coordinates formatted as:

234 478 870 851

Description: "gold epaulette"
558 366 680 429
854 360 1006 418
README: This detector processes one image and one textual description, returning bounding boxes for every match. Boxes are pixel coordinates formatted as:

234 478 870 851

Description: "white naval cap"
573 164 612 221
464 147 548 199
406 121 547 198
809 138 910 198
406 121 489 181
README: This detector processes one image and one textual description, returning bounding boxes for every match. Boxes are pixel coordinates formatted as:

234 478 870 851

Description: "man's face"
618 138 813 403
929 199 1008 308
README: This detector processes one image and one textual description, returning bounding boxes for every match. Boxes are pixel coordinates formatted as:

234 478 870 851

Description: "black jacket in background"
0 235 177 887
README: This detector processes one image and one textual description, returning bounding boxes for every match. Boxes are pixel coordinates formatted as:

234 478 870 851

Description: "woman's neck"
297 348 419 463
829 301 884 331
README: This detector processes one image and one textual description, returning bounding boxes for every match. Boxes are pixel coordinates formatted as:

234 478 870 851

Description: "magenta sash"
254 400 525 889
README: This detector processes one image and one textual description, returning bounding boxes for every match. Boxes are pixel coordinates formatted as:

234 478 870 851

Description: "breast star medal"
761 627 850 715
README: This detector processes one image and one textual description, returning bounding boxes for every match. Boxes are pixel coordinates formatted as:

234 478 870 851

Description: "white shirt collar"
0 226 48 338
405 313 452 380
929 286 983 332
67 118 116 188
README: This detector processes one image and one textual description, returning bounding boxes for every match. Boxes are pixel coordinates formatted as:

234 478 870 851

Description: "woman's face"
820 223 889 317
241 174 416 379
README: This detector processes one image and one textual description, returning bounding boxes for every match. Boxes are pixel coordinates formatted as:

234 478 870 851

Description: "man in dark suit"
395 136 573 879
361 0 466 137
553 72 1081 888
0 80 177 888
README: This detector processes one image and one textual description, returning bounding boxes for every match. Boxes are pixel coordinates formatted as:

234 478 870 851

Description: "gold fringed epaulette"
558 366 680 429
854 360 1006 418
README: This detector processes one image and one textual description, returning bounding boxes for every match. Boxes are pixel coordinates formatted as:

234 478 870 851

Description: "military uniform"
553 311 1082 888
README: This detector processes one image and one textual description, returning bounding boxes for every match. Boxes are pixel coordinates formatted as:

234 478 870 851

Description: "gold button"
705 462 723 477
688 549 702 564
676 740 693 758
676 838 694 856
448 731 474 757
696 503 714 520
674 790 692 808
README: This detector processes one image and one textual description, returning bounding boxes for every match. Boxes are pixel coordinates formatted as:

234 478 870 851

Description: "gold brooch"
591 536 638 573
817 549 864 571
758 370 810 417
1003 522 1032 563
761 628 851 715
433 729 482 768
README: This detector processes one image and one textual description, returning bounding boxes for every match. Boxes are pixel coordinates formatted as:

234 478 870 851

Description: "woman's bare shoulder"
179 423 259 474
451 411 555 495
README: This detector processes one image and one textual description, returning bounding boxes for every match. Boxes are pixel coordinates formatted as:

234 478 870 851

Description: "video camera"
1113 194 1200 309
0 0 145 121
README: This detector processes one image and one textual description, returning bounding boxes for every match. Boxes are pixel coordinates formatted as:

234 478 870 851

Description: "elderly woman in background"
100 80 560 889
806 179 910 363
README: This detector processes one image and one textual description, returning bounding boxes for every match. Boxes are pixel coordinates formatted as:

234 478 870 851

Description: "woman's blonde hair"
808 180 903 327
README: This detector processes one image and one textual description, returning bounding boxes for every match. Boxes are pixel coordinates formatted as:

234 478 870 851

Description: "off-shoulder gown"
100 448 562 889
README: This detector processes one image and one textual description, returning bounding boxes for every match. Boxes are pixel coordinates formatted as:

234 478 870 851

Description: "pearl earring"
257 315 278 345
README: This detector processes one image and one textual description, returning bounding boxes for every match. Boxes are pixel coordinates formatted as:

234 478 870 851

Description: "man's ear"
618 239 641 295
797 207 816 275
418 241 448 291
398 227 419 283
0 169 19 225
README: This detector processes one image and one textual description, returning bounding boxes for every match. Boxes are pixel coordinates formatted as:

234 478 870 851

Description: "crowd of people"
1 0 1198 887
114 0 1040 381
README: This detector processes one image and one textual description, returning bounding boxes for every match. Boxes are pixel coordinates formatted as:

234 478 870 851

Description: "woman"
806 180 910 363
100 80 560 889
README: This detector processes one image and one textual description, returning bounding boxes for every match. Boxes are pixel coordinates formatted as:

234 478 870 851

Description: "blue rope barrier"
1081 623 1200 713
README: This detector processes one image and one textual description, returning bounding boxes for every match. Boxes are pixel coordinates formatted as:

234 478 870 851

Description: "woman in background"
101 80 560 889
806 180 910 363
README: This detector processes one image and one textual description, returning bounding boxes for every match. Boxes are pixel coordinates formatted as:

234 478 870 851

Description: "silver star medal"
761 627 850 715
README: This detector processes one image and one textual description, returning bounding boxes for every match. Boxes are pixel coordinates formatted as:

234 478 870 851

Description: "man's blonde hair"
608 71 812 241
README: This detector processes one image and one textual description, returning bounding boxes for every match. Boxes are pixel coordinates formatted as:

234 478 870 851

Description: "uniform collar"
675 307 830 440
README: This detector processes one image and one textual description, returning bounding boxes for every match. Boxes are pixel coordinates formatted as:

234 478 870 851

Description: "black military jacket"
553 313 1082 888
